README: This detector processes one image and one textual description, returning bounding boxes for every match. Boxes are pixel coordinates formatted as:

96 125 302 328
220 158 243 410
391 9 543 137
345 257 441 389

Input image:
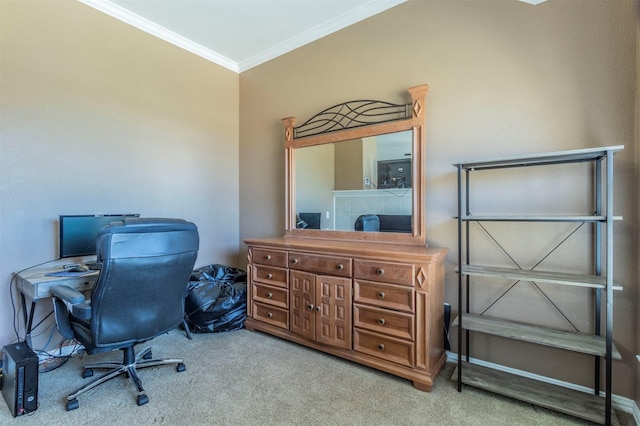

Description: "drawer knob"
307 304 315 310
336 263 344 271
266 292 273 299
378 344 385 351
265 255 271 261
377 291 385 299
267 312 273 319
315 305 321 312
378 318 386 326
266 273 273 279
291 258 299 265
377 268 384 276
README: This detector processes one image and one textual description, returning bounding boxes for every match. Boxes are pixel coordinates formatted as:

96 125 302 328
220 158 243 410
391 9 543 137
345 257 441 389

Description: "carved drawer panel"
252 265 288 288
354 329 414 368
354 259 415 286
288 251 352 277
252 283 288 309
353 304 414 340
354 280 415 313
253 302 289 329
252 248 288 268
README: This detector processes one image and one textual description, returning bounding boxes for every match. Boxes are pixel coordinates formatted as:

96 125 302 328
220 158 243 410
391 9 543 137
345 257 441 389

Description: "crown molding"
79 0 406 74
237 0 406 72
78 0 239 73
79 0 545 73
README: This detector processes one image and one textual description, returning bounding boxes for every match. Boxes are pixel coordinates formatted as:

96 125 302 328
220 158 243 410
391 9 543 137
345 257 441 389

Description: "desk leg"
20 293 36 348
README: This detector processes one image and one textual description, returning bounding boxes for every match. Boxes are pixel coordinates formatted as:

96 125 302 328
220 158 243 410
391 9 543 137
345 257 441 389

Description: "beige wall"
635 0 640 410
0 1 240 347
239 0 638 399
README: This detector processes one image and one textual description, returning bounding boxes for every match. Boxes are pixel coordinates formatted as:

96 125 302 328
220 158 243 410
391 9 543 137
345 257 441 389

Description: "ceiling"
79 0 407 73
79 0 547 74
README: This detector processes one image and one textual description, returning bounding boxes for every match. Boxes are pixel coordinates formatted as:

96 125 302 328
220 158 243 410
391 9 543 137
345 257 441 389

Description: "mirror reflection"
295 130 413 232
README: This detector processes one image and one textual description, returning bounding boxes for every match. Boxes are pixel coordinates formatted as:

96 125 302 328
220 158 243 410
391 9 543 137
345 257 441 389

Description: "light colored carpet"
0 328 632 425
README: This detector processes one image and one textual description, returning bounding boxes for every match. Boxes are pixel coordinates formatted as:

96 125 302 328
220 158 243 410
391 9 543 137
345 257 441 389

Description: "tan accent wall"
334 139 363 190
0 1 240 347
295 143 334 229
239 0 638 398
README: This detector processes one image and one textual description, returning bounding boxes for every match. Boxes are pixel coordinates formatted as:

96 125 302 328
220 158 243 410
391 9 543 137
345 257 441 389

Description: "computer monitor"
298 212 321 230
58 214 140 259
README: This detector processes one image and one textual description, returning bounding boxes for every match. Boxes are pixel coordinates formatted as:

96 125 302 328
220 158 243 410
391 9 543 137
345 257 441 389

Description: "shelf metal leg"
605 151 614 425
594 159 602 395
456 164 463 391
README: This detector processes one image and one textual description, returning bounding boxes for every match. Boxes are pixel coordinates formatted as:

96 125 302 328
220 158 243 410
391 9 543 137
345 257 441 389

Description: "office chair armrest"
71 303 91 320
51 285 91 338
51 285 85 304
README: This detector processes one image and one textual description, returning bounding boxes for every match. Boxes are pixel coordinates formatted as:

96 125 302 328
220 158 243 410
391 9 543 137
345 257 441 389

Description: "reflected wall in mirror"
295 130 413 232
284 84 428 246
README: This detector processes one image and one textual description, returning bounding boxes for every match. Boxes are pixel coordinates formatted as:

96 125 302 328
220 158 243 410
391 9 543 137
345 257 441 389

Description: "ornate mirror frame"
283 84 429 246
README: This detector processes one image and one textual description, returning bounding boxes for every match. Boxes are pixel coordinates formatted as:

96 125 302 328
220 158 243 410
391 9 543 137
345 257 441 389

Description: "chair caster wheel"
66 399 79 411
137 394 149 406
82 369 93 378
143 350 152 360
177 363 186 372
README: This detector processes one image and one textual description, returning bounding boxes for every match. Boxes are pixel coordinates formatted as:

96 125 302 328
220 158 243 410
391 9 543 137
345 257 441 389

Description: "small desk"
15 266 98 346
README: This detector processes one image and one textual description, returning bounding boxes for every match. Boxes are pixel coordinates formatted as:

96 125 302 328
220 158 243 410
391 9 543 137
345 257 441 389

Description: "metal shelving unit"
453 145 624 426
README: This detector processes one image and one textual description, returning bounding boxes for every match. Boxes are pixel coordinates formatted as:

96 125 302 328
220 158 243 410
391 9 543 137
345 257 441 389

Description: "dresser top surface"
245 237 448 262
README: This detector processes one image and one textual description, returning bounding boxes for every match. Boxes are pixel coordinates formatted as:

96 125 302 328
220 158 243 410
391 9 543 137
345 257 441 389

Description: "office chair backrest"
354 214 380 232
92 218 199 348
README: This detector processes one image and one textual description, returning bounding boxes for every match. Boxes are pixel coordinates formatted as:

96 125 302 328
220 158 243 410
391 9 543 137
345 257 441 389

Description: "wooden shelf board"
453 145 624 171
460 215 622 222
459 265 623 291
452 362 619 425
453 313 621 359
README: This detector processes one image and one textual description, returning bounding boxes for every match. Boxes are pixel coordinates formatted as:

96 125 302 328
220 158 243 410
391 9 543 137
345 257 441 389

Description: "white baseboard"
446 351 640 422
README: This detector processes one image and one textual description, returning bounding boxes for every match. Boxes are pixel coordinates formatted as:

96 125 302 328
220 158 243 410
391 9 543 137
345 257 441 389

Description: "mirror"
283 85 428 246
295 130 413 231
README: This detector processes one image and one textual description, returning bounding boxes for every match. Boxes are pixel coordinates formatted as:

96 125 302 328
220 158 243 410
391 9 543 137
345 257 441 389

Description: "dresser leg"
412 380 433 392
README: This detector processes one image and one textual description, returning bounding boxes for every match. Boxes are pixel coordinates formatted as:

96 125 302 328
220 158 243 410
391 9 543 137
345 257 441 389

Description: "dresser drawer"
252 265 288 288
354 260 414 286
354 304 414 340
252 283 288 309
354 280 415 313
252 248 288 267
354 329 414 368
253 302 289 329
288 252 352 277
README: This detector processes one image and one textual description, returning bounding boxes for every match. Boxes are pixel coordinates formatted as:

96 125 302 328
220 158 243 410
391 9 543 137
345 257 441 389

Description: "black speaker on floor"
2 342 39 417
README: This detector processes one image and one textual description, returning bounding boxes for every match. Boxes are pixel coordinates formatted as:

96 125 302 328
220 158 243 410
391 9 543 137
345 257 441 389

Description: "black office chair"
354 214 380 232
51 218 199 411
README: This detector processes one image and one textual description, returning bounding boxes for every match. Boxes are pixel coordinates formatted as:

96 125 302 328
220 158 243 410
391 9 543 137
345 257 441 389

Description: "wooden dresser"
247 85 448 391
244 237 448 391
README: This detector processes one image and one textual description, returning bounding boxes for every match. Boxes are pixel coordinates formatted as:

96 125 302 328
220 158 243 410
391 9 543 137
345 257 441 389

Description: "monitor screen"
59 214 140 259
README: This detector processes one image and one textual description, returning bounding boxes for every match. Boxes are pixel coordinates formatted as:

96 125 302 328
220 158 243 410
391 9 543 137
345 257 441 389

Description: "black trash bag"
184 264 247 333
